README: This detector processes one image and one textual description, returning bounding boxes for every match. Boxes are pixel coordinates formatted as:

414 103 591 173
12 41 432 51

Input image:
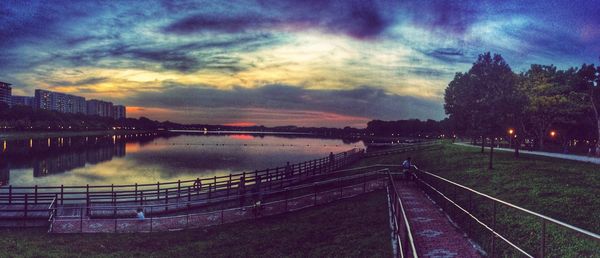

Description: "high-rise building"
113 105 126 120
0 81 12 107
34 89 86 114
11 95 34 107
86 99 113 117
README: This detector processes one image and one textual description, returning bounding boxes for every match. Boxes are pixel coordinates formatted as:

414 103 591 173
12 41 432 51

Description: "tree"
519 65 586 150
574 63 600 155
445 52 522 169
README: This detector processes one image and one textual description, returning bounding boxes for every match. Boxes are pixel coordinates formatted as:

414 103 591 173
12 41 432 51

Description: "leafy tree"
571 63 600 155
445 52 522 168
519 65 587 150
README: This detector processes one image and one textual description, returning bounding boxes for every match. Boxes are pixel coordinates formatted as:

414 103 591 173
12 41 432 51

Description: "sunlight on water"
0 132 364 186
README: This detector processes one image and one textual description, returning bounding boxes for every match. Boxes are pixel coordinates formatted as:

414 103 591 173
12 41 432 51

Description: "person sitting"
136 207 145 222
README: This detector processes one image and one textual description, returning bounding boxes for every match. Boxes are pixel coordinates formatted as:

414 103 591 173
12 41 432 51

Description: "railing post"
165 189 169 212
86 184 90 216
8 185 11 205
540 219 546 258
491 201 497 257
177 180 181 199
213 176 217 192
140 191 144 205
156 182 160 200
34 185 38 204
24 193 28 218
135 183 138 203
60 185 64 205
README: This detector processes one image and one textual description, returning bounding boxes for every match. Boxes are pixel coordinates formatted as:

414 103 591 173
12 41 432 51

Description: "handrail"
412 165 600 240
386 170 418 258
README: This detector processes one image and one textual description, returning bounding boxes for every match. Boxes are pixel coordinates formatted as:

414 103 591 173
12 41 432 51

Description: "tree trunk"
481 135 485 153
489 136 494 169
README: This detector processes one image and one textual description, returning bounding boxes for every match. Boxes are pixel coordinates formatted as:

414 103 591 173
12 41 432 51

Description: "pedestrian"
193 178 202 194
136 207 145 222
402 157 412 181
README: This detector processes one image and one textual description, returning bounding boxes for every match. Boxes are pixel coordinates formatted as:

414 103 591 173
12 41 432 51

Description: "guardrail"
386 172 418 258
49 169 390 233
412 165 600 257
0 149 364 210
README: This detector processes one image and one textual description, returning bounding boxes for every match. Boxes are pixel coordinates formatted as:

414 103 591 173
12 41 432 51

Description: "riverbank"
0 130 162 141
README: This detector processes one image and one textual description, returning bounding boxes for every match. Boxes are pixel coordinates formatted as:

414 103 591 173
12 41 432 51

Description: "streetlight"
508 129 514 148
550 130 557 138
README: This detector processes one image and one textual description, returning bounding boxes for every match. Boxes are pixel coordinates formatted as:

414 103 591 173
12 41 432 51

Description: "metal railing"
386 171 418 258
0 149 364 213
48 169 390 233
412 165 600 257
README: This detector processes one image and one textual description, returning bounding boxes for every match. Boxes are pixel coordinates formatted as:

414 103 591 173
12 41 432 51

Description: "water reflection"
1 132 363 186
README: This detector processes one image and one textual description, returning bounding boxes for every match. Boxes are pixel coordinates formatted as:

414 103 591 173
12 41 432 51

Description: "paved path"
398 184 481 257
454 142 600 165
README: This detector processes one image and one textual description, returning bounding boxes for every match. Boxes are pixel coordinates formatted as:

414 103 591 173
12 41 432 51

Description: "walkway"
454 142 600 165
397 184 481 257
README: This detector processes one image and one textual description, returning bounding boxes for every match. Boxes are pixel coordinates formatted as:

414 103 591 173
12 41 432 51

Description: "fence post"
24 193 28 218
213 176 217 192
540 219 546 258
34 185 38 204
8 185 11 204
140 191 144 205
178 180 181 199
165 189 169 212
60 185 64 205
135 183 138 203
86 184 90 216
156 182 160 200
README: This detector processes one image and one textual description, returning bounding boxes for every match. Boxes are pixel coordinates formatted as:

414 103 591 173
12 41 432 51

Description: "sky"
1 0 599 128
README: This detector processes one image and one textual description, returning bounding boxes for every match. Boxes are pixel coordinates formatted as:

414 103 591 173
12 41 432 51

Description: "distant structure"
0 82 126 118
0 81 12 107
87 99 113 118
113 105 126 120
11 95 34 107
34 89 86 114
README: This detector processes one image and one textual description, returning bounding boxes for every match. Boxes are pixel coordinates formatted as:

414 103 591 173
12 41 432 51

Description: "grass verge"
0 190 391 258
353 142 599 257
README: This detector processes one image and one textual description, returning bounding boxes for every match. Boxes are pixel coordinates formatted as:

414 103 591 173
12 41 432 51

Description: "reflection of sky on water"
2 134 363 186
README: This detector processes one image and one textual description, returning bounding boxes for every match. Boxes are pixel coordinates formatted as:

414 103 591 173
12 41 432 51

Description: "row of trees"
444 52 599 168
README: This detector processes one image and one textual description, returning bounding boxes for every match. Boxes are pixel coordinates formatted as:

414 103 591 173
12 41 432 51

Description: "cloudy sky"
1 0 599 127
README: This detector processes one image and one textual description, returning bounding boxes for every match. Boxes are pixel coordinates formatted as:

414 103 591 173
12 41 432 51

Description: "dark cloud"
47 77 109 87
123 84 445 121
163 0 396 39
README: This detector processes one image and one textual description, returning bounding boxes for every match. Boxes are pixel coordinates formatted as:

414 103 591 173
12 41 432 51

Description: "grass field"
354 142 600 257
0 190 391 258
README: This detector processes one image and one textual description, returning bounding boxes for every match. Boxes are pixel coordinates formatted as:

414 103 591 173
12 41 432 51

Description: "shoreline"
0 130 161 141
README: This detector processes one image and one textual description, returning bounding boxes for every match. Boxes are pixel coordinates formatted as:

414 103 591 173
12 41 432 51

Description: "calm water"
0 132 364 187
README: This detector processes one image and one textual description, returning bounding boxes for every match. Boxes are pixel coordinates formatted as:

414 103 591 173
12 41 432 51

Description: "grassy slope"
354 142 599 257
0 191 391 258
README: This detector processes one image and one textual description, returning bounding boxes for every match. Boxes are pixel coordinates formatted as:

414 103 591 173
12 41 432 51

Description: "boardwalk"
397 183 481 257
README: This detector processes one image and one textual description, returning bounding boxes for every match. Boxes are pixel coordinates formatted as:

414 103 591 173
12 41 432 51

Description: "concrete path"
454 142 600 165
398 184 481 257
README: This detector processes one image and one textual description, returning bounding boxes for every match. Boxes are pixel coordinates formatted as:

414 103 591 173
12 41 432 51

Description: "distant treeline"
1 103 449 139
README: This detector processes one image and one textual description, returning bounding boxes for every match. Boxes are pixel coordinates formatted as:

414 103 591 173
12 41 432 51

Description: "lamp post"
508 129 514 149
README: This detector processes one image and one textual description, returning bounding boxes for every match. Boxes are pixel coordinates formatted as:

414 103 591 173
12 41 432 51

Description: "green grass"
354 142 600 257
0 191 391 258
